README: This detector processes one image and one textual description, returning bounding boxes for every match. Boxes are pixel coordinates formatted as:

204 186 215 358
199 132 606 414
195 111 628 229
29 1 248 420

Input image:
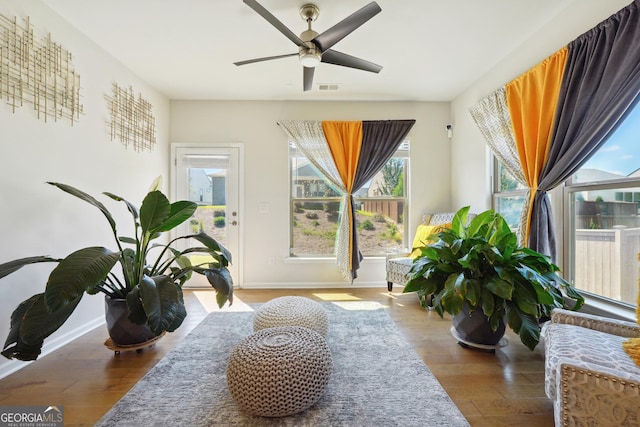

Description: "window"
492 161 527 229
289 141 409 257
565 103 640 307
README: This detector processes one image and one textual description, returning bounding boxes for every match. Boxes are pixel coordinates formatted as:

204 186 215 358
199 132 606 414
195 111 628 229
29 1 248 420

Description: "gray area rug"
96 301 470 426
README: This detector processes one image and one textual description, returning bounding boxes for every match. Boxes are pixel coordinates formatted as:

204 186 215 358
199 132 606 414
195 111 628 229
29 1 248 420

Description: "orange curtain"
321 121 363 270
505 47 567 242
321 121 363 193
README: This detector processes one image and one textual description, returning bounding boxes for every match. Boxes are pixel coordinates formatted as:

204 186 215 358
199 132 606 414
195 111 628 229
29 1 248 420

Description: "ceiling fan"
234 0 383 91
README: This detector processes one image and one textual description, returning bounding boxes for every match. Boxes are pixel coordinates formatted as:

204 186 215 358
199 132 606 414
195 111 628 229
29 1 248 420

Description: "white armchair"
386 212 458 293
542 308 640 426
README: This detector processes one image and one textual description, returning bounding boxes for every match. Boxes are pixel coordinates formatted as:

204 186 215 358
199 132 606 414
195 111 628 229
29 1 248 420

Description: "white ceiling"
41 0 575 101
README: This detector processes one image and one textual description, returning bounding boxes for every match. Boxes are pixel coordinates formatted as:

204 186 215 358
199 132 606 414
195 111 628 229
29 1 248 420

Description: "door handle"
230 220 238 226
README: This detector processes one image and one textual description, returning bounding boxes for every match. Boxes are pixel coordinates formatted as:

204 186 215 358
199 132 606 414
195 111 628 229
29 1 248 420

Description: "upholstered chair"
542 308 640 426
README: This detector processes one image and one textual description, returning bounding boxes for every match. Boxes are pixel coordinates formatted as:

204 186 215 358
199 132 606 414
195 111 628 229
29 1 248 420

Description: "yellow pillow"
410 223 451 258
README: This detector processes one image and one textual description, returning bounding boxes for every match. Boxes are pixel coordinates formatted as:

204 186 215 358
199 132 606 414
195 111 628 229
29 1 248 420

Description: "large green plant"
0 180 233 361
404 206 583 350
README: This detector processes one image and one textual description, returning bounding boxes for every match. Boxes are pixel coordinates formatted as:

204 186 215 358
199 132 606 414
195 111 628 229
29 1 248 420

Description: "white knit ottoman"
253 296 329 337
226 326 333 417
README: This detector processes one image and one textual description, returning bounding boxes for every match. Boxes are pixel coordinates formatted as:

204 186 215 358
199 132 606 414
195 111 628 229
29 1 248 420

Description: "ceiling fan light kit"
235 0 383 91
299 48 321 68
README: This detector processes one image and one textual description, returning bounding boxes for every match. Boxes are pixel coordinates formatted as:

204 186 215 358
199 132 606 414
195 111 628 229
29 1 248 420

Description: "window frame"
563 176 640 309
288 141 410 258
491 158 527 229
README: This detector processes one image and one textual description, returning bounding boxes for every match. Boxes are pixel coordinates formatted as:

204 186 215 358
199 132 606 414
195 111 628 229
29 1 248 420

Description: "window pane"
570 189 640 305
291 200 339 256
359 158 407 198
572 103 640 184
355 200 405 256
290 154 340 199
290 199 406 257
497 163 526 192
494 195 525 229
290 143 409 257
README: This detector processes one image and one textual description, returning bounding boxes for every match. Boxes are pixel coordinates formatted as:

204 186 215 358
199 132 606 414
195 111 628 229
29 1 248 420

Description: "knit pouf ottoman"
253 296 329 337
226 326 333 417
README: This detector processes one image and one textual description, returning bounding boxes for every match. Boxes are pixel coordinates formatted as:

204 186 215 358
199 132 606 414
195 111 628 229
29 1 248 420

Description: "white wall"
450 0 633 212
0 2 170 378
170 101 451 287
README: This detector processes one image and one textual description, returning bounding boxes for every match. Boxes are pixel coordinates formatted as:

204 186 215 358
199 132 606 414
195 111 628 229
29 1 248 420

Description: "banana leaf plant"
0 179 233 361
403 206 584 350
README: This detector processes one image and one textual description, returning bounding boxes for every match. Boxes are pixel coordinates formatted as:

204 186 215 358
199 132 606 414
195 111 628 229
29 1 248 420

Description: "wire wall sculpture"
106 83 156 152
0 14 83 124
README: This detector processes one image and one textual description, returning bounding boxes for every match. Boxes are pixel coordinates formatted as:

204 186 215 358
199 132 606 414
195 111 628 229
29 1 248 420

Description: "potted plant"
403 206 584 350
0 178 233 361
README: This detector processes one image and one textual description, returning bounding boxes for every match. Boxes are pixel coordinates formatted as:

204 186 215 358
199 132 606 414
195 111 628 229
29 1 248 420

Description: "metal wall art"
0 14 83 124
106 83 156 152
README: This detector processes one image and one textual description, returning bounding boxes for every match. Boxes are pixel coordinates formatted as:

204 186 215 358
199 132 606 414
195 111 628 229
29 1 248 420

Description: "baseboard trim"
240 281 386 289
0 317 105 380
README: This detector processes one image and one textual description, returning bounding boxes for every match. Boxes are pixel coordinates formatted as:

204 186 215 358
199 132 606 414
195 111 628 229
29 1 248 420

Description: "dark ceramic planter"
451 304 506 346
105 297 156 346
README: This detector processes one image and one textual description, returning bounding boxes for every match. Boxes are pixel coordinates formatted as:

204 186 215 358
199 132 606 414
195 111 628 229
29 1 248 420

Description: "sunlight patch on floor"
193 290 254 313
384 293 406 306
329 301 389 310
312 293 362 301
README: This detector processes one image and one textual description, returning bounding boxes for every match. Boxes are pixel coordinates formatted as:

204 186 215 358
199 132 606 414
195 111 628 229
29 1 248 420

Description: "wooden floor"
0 288 554 426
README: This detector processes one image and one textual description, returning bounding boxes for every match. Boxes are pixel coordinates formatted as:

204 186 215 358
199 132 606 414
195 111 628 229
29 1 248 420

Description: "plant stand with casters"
104 332 165 355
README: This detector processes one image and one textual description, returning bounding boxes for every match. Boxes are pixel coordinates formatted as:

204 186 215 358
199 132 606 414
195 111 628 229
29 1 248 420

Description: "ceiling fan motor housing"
299 25 321 67
237 0 383 90
300 4 320 22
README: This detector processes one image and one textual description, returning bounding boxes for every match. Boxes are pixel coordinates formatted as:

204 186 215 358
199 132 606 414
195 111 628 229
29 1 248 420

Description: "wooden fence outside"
574 227 640 305
362 200 404 223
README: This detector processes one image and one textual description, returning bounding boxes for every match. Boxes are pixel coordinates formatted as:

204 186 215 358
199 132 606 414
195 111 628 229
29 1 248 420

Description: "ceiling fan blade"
321 49 382 73
312 2 381 52
243 0 308 48
234 53 297 66
303 66 315 92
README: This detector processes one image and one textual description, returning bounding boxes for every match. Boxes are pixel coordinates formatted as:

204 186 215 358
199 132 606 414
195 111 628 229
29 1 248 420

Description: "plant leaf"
166 287 187 332
155 201 197 232
103 192 139 220
191 232 233 265
47 182 117 235
2 293 82 361
44 247 120 312
0 256 60 280
466 210 494 237
205 269 234 306
450 206 469 237
125 286 147 325
139 191 171 236
139 275 180 335
480 288 495 317
486 276 513 300
506 305 540 351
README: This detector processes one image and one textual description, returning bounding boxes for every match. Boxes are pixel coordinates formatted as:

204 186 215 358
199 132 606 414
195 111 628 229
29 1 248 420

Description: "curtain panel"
531 0 640 260
470 0 640 263
470 0 640 365
279 119 415 281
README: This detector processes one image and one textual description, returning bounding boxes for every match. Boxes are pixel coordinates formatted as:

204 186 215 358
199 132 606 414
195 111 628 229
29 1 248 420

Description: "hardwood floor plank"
0 288 555 426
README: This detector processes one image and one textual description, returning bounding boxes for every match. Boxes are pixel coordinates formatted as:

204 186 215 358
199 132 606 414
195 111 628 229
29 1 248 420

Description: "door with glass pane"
173 145 241 287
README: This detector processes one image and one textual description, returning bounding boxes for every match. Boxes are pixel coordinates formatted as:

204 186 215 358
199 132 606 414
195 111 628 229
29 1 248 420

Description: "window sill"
283 256 385 264
580 294 636 322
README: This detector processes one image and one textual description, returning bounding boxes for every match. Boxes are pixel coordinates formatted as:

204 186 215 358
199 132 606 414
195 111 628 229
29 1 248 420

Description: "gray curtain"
348 120 416 278
530 0 640 260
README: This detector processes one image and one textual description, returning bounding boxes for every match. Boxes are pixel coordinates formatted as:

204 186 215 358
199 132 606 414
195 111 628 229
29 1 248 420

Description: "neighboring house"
188 168 226 205
574 168 640 206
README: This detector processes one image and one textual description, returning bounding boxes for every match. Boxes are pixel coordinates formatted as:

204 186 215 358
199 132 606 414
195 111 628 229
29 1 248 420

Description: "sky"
581 102 640 177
